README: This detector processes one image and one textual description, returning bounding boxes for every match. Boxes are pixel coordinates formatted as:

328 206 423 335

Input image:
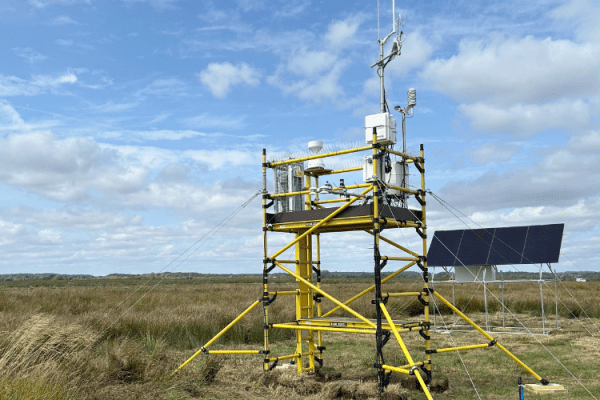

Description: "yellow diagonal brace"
364 230 421 258
414 369 434 400
433 291 543 381
380 303 415 365
171 299 261 375
269 186 373 260
275 261 376 328
322 261 415 317
381 303 433 400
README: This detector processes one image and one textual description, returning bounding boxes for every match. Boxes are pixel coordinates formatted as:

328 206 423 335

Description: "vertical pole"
379 42 385 113
483 281 489 332
501 270 505 328
550 264 559 330
305 174 311 211
452 277 456 326
261 149 270 371
316 233 323 366
420 143 431 386
372 128 386 394
539 264 545 334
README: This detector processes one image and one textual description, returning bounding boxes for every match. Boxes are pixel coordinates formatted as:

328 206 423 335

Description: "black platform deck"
267 204 422 233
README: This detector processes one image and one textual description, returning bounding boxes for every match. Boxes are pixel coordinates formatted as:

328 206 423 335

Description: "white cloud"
38 229 61 244
185 113 246 130
55 39 74 46
287 49 337 77
471 143 519 164
0 131 148 202
0 72 77 96
14 208 143 230
120 0 178 11
135 78 188 98
13 47 47 64
104 129 209 141
266 15 365 104
273 0 310 18
436 130 600 212
29 0 90 7
198 62 261 99
51 15 78 25
458 99 591 136
237 0 264 12
0 100 58 132
325 16 361 50
422 35 600 107
551 0 600 43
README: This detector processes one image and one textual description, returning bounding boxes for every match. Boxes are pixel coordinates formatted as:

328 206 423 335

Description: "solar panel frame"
428 224 564 267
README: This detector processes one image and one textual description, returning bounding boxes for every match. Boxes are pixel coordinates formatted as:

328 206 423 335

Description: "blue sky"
0 0 598 275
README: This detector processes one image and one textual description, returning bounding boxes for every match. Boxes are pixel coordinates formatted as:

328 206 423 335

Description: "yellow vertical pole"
261 148 270 371
305 173 312 211
295 286 302 373
316 233 323 366
419 144 431 385
296 232 314 372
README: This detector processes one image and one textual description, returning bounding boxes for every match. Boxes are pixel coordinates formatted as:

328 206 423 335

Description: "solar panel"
428 224 564 266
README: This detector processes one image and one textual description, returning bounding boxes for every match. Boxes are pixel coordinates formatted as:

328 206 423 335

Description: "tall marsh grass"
0 278 597 399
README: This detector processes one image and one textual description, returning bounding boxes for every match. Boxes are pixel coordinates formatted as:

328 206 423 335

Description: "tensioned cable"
431 222 598 399
429 191 600 335
427 282 483 399
378 187 486 321
540 279 598 341
556 253 600 332
54 189 262 366
375 194 482 398
384 186 595 396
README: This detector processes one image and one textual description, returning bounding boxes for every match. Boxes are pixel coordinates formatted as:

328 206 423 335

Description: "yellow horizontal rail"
386 292 422 297
270 146 372 167
268 354 298 362
207 350 261 355
386 148 420 162
271 323 376 334
381 364 411 375
268 291 298 296
383 256 419 262
382 183 418 195
433 344 490 353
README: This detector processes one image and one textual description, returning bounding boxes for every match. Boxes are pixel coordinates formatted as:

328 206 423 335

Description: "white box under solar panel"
454 265 497 283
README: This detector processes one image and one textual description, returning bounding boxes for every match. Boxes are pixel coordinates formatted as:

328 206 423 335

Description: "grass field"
0 276 598 399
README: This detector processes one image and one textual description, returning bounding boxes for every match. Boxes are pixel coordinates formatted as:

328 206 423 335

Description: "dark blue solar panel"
428 224 564 266
427 230 463 267
456 229 494 266
521 224 564 264
487 226 528 265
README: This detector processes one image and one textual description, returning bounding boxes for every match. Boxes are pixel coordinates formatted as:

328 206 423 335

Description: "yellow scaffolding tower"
173 132 564 397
